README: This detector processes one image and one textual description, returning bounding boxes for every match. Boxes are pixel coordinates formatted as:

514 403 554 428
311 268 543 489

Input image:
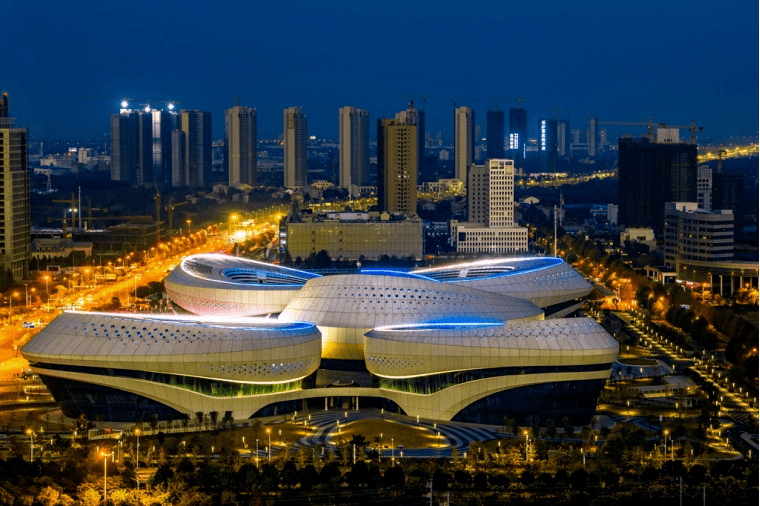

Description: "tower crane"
164 195 189 237
598 118 703 144
154 190 161 249
52 193 78 230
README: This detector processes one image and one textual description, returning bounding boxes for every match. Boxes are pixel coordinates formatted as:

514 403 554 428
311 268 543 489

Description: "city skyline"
1 1 757 142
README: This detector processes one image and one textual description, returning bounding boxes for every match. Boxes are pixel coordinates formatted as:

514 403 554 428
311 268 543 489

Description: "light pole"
44 275 49 309
134 427 140 487
267 428 271 461
256 438 259 468
26 429 34 462
524 430 530 462
101 451 113 503
391 438 395 466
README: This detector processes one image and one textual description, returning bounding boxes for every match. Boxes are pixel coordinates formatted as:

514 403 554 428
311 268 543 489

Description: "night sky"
3 0 757 143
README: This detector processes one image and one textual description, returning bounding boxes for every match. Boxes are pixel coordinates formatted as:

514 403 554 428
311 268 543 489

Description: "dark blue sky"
3 0 757 143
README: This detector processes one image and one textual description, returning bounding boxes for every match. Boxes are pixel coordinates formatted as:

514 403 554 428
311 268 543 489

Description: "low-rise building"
285 210 423 261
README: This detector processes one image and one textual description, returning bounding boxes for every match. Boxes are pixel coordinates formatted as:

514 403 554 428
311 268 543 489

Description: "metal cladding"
22 255 617 424
164 254 320 316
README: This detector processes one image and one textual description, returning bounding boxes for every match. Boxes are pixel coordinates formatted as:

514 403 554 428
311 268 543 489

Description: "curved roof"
365 317 619 377
164 254 320 316
22 311 322 383
278 273 544 329
413 256 592 310
166 254 320 289
413 256 565 281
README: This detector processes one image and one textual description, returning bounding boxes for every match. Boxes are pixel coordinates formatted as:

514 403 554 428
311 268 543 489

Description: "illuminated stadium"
22 255 618 426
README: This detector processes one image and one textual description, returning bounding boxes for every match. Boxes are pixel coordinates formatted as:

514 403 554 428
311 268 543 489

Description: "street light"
101 451 113 503
267 428 271 461
134 427 140 483
26 428 34 462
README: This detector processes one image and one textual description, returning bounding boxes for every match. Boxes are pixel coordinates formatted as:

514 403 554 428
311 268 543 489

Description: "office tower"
338 106 369 193
456 158 527 253
557 119 571 157
0 93 30 280
225 105 257 187
664 202 734 269
618 131 697 236
587 117 598 157
467 159 516 228
377 105 418 215
697 165 712 211
508 107 527 169
283 107 307 189
538 118 558 172
176 110 212 188
454 106 474 181
486 110 505 160
111 108 140 184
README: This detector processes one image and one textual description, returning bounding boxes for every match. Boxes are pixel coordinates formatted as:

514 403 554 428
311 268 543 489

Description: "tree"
545 419 558 441
209 411 219 431
195 412 204 430
384 466 405 489
299 464 319 492
569 468 588 491
346 461 369 488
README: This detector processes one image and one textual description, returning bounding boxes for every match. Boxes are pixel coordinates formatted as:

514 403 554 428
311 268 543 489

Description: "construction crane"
52 193 78 230
717 144 728 173
599 117 655 137
661 120 703 144
154 190 161 249
164 195 189 237
599 117 703 144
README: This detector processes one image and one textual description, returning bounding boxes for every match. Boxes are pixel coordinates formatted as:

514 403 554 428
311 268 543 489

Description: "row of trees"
0 423 755 505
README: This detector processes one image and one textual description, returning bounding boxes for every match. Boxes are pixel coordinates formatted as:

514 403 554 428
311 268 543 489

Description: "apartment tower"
225 105 258 187
338 106 369 194
0 93 30 280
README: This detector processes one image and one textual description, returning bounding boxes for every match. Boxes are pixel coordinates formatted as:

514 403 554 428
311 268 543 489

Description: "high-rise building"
225 105 257 187
712 172 744 236
111 107 140 184
455 159 528 253
171 129 186 187
587 117 598 157
697 165 712 211
175 110 212 188
338 106 369 193
618 131 697 236
486 110 505 160
557 119 571 157
0 93 30 281
538 118 558 172
467 159 516 228
453 106 474 182
111 102 177 187
149 107 179 187
377 104 418 215
508 108 527 169
283 107 307 189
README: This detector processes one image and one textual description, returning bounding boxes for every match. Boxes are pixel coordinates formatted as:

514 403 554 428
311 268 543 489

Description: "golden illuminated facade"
286 212 423 261
0 93 30 280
